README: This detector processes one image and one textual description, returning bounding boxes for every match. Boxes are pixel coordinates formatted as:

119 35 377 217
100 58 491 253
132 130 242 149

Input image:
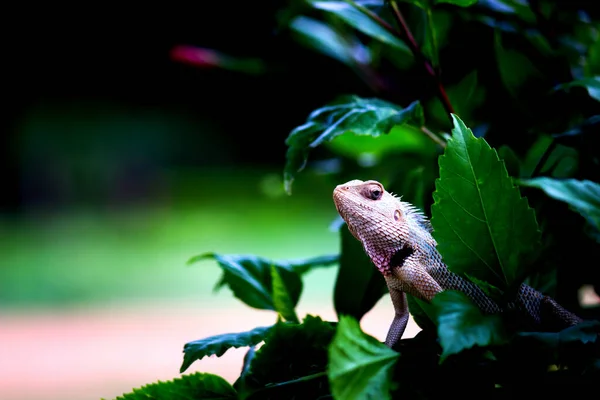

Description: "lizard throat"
367 245 414 276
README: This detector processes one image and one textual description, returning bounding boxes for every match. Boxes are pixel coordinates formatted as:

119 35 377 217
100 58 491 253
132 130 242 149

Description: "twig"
388 0 455 118
420 126 447 148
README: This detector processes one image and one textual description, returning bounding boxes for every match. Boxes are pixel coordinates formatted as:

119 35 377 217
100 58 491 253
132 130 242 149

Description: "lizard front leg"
383 281 409 350
395 258 443 302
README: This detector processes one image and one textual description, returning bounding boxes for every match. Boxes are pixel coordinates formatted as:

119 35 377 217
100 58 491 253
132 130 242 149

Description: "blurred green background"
1 4 365 311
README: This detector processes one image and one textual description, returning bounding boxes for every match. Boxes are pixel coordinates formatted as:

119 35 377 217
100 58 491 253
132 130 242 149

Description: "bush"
116 1 600 398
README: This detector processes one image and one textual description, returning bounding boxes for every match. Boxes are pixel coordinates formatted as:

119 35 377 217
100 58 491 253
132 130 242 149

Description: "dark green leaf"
334 226 388 320
180 325 273 373
328 315 399 400
116 372 236 400
554 76 600 102
271 265 300 323
518 178 600 231
238 315 335 399
434 0 478 6
188 253 337 311
289 16 355 65
431 114 541 290
512 321 600 369
494 30 542 98
408 295 438 332
432 290 508 362
284 97 423 193
428 70 485 126
310 1 411 53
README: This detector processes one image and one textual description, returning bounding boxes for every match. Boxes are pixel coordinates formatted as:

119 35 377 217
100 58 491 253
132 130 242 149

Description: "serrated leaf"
116 372 237 400
432 290 508 362
518 178 600 231
238 315 335 399
328 315 399 400
271 265 300 323
434 0 478 6
431 114 540 291
284 97 423 193
180 325 273 373
334 226 388 320
554 76 600 102
310 1 411 53
188 253 337 311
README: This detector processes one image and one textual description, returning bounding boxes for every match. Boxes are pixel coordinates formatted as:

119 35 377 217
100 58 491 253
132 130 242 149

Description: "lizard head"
333 179 434 274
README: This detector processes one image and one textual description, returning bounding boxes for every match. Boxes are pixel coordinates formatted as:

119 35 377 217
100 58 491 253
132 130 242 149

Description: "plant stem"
420 126 446 148
246 371 328 398
345 0 454 120
388 0 455 119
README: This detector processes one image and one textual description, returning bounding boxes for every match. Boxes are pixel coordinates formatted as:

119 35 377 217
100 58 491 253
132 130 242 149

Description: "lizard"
332 179 584 350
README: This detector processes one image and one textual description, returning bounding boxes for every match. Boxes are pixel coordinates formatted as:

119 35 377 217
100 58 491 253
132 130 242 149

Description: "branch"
388 0 455 118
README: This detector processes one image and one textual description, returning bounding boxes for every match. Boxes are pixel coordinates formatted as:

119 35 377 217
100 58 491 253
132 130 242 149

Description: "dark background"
2 3 373 213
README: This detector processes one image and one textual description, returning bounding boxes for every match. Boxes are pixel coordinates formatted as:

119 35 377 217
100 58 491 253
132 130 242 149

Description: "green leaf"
325 123 434 163
518 178 600 231
238 315 335 399
188 253 337 311
328 315 399 400
432 290 508 362
554 76 600 102
284 96 423 193
271 265 300 323
431 114 541 290
289 16 355 65
408 295 438 331
116 372 237 400
434 0 478 6
334 226 388 321
512 320 600 369
310 1 411 53
494 30 542 98
428 70 485 126
180 325 273 373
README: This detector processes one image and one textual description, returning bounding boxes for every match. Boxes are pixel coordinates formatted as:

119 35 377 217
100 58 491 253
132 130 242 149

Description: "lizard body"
333 179 583 349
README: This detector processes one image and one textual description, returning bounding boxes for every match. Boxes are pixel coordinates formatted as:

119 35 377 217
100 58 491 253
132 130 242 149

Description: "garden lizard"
333 179 584 349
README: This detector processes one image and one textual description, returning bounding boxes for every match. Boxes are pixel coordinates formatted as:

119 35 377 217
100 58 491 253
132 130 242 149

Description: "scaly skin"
333 179 583 350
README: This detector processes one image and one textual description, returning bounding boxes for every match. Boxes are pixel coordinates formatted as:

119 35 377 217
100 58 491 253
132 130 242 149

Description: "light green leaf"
180 325 273 373
328 315 399 400
432 290 508 362
188 253 338 311
434 0 478 6
431 114 541 290
271 265 300 323
555 76 600 102
116 372 237 400
518 178 600 231
310 1 411 53
334 227 388 321
284 96 423 193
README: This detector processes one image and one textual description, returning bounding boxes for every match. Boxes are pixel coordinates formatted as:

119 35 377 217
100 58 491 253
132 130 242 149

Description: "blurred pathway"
0 299 418 400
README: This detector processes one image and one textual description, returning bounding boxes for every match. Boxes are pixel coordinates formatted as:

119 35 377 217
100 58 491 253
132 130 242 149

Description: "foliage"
119 0 600 398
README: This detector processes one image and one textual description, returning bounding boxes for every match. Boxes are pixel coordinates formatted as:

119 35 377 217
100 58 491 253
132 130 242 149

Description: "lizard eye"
370 189 382 200
367 186 382 200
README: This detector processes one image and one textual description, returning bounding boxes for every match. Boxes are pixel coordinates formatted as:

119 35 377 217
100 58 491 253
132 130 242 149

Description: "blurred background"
3 2 599 399
0 3 413 400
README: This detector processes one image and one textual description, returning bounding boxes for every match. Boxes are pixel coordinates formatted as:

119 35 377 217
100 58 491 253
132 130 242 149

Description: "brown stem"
388 0 455 119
